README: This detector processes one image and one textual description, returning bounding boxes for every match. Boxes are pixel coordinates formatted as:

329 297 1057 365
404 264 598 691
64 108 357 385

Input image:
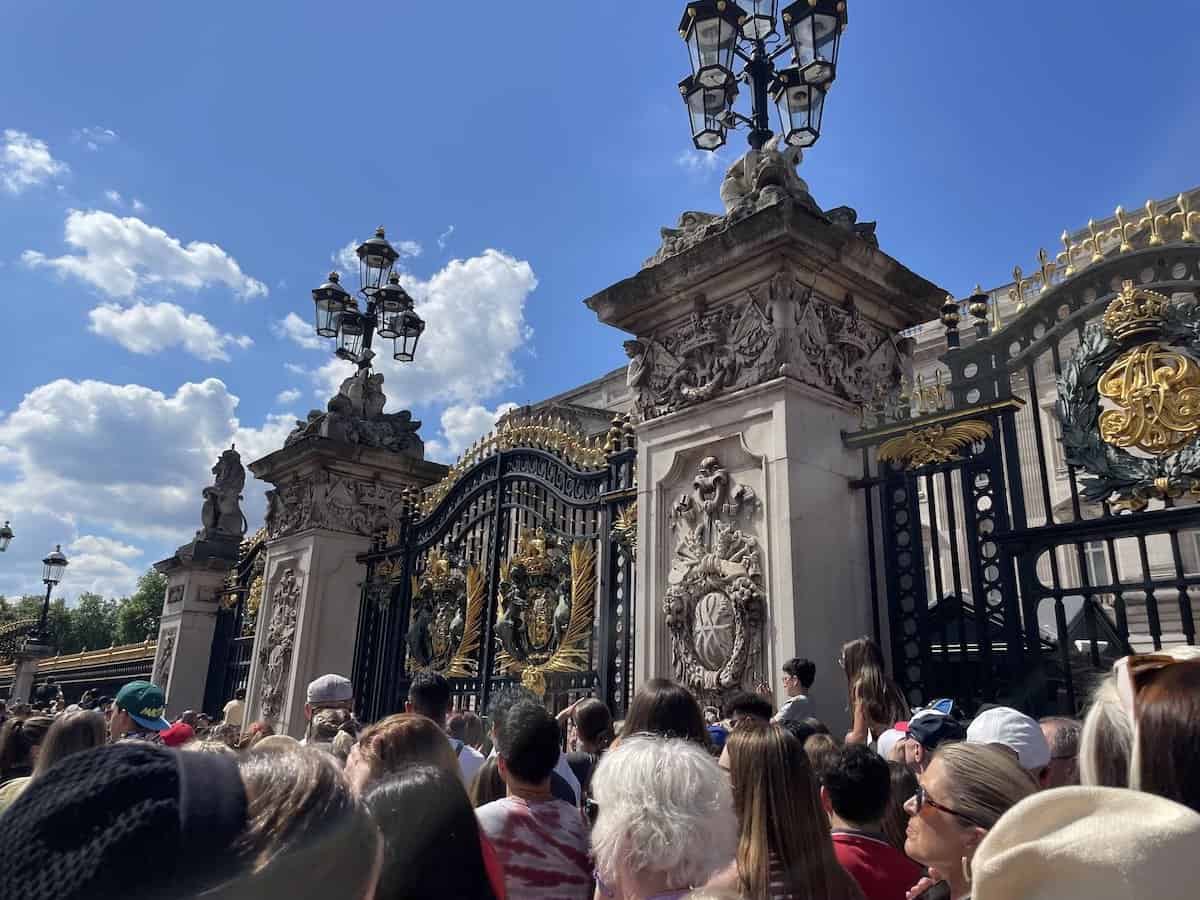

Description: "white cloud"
2 129 69 194
397 240 423 258
68 534 143 560
676 148 724 174
132 197 146 212
438 225 455 249
273 311 324 350
0 378 295 598
425 402 518 463
275 388 302 407
73 126 119 152
284 362 307 376
88 301 253 362
104 189 123 206
311 249 537 411
23 209 268 300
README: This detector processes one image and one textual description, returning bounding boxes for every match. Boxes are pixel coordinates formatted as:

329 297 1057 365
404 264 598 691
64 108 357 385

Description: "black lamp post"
310 227 426 371
0 521 12 553
35 544 68 640
677 0 847 152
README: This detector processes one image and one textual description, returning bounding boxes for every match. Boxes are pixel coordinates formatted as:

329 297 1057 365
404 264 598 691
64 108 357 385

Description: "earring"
961 855 973 886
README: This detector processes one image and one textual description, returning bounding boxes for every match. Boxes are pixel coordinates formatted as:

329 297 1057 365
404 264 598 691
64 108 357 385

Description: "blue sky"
1 1 1197 600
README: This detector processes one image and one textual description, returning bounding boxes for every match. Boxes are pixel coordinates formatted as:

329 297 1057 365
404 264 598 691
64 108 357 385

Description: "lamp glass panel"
688 12 737 87
790 12 838 67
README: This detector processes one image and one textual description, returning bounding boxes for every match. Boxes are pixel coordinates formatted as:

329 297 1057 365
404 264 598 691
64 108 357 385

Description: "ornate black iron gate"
203 529 265 717
848 202 1200 715
352 415 637 722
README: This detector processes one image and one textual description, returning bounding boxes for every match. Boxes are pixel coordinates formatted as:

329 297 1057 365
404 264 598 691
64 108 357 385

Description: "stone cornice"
585 199 946 335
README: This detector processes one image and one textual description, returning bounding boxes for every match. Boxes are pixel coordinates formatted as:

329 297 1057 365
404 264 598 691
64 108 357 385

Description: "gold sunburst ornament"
877 421 993 470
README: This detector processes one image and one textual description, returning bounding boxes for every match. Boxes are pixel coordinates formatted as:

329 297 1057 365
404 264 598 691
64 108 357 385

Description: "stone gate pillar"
241 376 445 737
585 149 945 731
153 446 246 717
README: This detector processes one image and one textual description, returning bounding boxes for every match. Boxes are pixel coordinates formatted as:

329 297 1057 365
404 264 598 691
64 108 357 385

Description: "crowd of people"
0 636 1197 899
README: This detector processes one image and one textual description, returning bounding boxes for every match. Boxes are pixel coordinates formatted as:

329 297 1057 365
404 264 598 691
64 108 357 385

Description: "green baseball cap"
115 680 170 731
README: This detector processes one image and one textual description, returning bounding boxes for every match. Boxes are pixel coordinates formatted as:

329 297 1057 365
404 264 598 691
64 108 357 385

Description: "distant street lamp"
676 0 848 152
0 521 12 552
34 544 68 642
310 227 426 371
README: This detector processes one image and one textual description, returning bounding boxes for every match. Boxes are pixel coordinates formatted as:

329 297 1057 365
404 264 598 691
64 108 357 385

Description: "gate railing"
352 414 637 723
847 191 1200 714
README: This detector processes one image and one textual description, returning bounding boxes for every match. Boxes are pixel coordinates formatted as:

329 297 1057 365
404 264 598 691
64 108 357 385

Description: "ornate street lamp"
35 545 68 641
675 0 847 152
0 520 12 552
312 271 352 338
308 226 425 372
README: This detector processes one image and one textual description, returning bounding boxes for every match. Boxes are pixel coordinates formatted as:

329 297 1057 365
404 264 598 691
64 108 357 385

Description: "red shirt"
831 830 924 900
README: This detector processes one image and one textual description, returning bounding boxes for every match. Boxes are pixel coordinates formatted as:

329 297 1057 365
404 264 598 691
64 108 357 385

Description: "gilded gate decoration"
846 190 1200 715
495 530 597 696
1059 280 1200 510
406 548 485 678
352 413 637 719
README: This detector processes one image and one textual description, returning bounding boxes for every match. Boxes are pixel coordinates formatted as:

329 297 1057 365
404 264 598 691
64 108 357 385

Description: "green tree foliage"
0 568 168 655
114 570 166 645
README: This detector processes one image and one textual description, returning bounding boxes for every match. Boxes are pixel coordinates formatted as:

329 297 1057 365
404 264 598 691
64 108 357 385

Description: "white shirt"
457 741 485 786
773 693 810 723
222 699 245 729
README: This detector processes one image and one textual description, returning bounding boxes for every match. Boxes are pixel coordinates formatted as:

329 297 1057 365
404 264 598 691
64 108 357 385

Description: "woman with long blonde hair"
714 722 862 900
840 637 909 745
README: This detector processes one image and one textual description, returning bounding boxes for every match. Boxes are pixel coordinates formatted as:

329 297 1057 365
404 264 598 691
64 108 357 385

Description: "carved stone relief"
258 567 302 722
663 455 764 701
167 586 183 606
153 627 177 692
626 268 904 420
644 138 876 269
285 366 424 457
265 471 410 540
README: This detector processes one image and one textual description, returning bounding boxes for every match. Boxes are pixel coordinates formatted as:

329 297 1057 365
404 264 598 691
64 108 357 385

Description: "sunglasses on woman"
909 786 989 829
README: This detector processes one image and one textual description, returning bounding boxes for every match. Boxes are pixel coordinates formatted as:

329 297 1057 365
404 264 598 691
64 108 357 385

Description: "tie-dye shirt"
476 795 592 900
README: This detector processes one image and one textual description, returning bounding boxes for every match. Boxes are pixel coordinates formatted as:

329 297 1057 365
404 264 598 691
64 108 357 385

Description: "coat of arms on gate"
495 528 596 696
1058 280 1200 510
406 548 484 678
664 455 765 701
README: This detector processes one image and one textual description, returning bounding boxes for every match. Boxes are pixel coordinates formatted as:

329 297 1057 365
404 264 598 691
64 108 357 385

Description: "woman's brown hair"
354 712 459 784
1130 660 1200 813
881 761 918 853
727 723 862 900
211 748 380 899
34 709 105 775
620 678 709 748
841 637 909 737
0 715 52 777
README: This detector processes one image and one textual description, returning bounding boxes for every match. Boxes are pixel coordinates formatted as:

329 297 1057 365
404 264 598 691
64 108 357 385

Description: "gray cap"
306 673 353 705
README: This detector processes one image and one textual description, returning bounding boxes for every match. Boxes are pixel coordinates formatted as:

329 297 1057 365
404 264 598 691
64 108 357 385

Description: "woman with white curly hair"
590 734 736 900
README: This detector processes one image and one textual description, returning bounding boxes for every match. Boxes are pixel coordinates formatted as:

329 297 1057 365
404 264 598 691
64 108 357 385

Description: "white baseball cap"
967 706 1051 771
306 673 353 705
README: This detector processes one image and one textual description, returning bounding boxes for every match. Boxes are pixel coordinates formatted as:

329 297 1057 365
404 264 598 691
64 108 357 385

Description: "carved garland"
153 628 177 692
258 568 302 721
1057 281 1200 510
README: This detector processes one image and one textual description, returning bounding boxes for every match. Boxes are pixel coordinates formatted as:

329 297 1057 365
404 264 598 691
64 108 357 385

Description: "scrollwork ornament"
1057 284 1200 510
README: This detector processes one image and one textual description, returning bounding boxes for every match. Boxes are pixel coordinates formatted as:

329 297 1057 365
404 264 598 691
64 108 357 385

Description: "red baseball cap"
160 721 195 748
